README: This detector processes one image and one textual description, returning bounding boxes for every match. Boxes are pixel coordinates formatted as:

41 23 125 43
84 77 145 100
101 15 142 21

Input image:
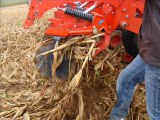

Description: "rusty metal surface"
34 40 69 80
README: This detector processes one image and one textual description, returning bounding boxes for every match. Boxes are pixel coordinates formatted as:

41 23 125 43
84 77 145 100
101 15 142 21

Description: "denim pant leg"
110 55 145 120
145 64 160 120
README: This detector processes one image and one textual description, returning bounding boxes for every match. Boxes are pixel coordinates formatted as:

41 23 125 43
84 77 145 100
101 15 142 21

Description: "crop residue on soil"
0 4 148 120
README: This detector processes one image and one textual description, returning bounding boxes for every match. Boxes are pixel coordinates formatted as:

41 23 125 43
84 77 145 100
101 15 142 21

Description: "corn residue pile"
0 5 148 120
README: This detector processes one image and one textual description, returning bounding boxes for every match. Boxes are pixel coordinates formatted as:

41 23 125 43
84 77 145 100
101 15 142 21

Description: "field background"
0 4 149 120
0 0 26 7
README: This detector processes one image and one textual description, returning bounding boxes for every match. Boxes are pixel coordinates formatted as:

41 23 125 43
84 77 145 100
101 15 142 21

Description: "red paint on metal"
24 0 145 54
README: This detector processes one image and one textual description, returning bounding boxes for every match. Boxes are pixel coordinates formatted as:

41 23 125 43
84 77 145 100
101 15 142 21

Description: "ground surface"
0 4 149 120
0 0 26 7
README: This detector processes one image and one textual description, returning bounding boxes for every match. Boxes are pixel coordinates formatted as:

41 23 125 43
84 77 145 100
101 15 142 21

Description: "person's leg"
145 64 160 120
109 55 145 120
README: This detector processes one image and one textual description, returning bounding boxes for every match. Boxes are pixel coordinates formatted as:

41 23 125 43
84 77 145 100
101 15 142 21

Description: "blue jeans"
109 55 160 120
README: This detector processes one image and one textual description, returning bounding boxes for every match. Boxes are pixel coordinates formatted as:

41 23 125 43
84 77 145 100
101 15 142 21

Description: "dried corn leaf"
13 106 27 119
78 89 84 120
23 111 30 120
68 70 82 90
